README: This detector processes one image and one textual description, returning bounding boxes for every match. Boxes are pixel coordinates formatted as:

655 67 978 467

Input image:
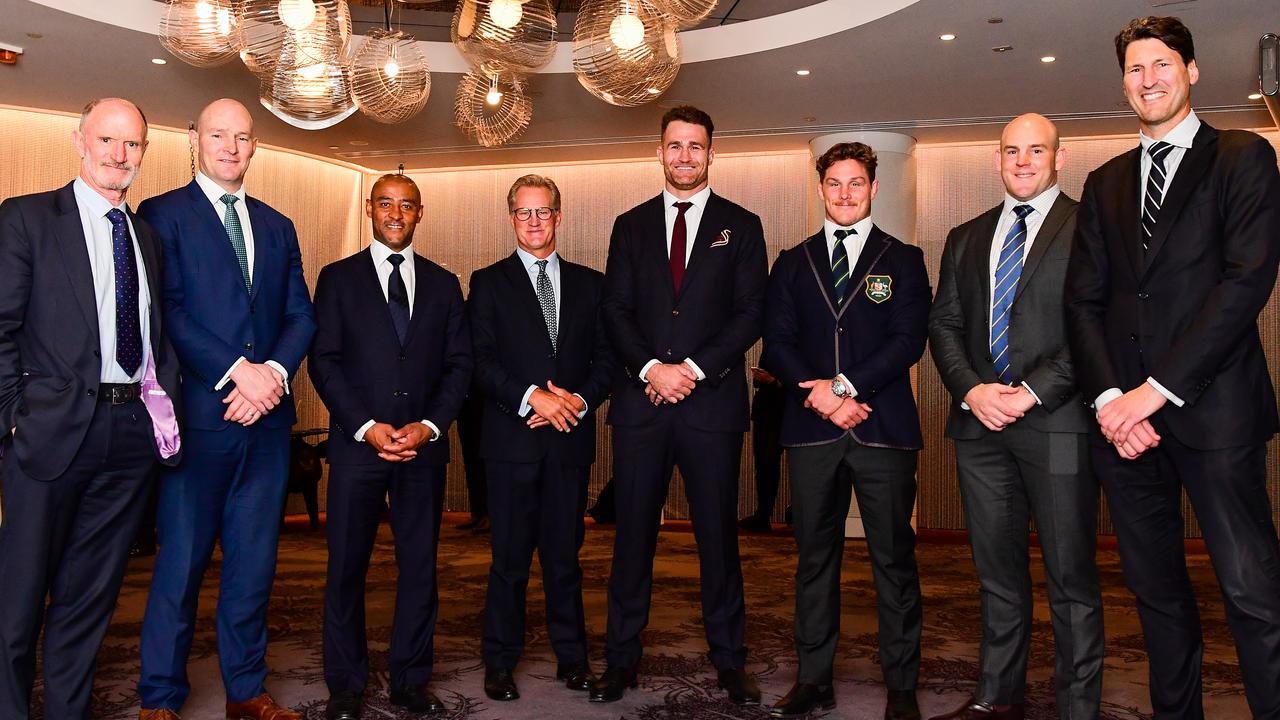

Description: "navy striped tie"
990 205 1033 384
832 227 855 304
1142 141 1174 251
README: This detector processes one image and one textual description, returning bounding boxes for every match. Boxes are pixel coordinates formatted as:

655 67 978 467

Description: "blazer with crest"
929 193 1092 440
762 224 931 450
601 191 768 433
1065 123 1280 449
309 246 472 466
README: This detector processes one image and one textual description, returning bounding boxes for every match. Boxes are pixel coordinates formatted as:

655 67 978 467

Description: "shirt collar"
662 186 711 212
515 246 559 272
823 215 873 248
72 176 128 216
1001 185 1060 220
1140 109 1200 151
369 239 414 267
194 171 246 207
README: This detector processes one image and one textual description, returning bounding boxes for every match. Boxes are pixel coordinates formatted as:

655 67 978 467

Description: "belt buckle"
108 385 132 405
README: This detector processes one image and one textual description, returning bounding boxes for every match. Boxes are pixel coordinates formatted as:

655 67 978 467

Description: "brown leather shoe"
139 710 181 720
928 697 1025 720
225 694 303 720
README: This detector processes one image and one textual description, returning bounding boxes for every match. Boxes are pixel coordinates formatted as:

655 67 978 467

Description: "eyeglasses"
512 206 555 221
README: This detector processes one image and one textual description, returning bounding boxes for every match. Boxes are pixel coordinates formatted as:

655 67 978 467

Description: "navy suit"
468 252 614 670
761 225 930 688
137 179 316 710
0 182 182 719
311 245 471 694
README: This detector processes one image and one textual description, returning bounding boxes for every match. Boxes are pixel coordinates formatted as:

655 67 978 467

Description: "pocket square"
710 229 731 248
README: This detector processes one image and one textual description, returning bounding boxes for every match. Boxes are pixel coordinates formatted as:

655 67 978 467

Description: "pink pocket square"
710 229 731 248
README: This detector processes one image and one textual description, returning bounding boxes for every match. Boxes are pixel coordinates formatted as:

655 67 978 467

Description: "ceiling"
0 0 1275 171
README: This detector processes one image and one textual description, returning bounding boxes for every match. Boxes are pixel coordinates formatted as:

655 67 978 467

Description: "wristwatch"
830 377 851 399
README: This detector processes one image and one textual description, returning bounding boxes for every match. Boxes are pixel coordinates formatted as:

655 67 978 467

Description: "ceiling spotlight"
795 68 810 76
939 33 955 41
1249 92 1264 100
1040 55 1056 63
152 57 168 65
992 45 1013 53
327 145 339 149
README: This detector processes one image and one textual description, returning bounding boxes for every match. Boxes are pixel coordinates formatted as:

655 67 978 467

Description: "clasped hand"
799 378 872 430
364 421 433 462
526 381 586 431
964 382 1036 432
1097 383 1164 460
644 362 698 405
222 362 285 426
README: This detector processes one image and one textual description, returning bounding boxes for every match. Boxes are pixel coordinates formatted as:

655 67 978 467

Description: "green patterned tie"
220 194 251 291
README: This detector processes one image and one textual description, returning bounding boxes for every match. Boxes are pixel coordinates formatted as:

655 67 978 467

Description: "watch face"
832 379 847 397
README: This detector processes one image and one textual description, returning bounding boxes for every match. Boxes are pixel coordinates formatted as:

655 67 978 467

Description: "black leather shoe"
885 689 921 720
556 661 595 691
484 667 519 701
927 697 1025 720
770 682 835 718
588 665 637 703
325 691 362 720
738 515 772 532
389 686 445 715
717 667 761 706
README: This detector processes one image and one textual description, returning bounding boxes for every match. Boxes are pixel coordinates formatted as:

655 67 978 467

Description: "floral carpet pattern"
35 520 1249 719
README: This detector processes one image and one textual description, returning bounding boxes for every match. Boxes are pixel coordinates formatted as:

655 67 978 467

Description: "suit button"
244 343 253 351
1129 333 1138 342
1138 292 1149 300
671 309 679 317
838 327 844 333
665 349 672 357
87 388 96 397
398 355 406 361
249 304 255 314
93 350 101 358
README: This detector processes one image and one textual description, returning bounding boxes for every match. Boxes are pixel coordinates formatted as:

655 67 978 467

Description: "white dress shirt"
1094 111 1202 412
513 249 588 418
640 186 714 383
823 215 874 397
73 178 152 383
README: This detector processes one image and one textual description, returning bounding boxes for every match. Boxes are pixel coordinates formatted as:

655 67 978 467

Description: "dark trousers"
482 459 590 669
606 417 748 671
955 427 1102 718
0 400 155 720
1093 433 1280 720
787 435 920 688
749 383 785 520
138 425 291 710
458 393 487 520
322 460 446 694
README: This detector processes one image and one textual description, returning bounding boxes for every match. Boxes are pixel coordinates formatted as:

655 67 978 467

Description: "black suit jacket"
467 253 615 466
929 193 1091 439
601 191 768 433
309 246 472 466
1065 122 1280 449
0 181 183 480
762 225 931 450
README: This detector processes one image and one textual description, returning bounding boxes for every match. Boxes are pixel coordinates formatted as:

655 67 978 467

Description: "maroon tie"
670 201 692 292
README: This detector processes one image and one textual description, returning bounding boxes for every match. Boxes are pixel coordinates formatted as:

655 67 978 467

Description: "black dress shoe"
738 515 772 532
717 667 761 706
556 661 595 691
588 665 637 703
389 685 445 715
325 691 362 720
885 689 921 720
927 697 1025 720
484 667 519 701
770 682 835 718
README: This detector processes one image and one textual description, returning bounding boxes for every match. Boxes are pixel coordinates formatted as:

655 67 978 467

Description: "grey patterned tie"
220 194 251 291
535 259 557 354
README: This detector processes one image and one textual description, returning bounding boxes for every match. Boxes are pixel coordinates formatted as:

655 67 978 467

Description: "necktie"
220 194 251 291
670 201 693 293
535 259 558 354
991 204 1033 384
1142 141 1174 251
387 254 410 345
832 227 855 305
106 208 142 378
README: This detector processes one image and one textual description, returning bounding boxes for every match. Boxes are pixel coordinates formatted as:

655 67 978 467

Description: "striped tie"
1141 141 1174 251
220 194 252 291
832 227 855 304
990 205 1033 384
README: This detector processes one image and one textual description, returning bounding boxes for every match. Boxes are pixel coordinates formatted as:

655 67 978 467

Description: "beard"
664 166 708 192
90 162 138 192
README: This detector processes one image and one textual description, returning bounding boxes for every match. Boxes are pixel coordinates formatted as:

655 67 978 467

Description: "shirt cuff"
1146 377 1185 407
422 419 442 441
1021 381 1043 406
353 419 375 442
1094 387 1123 412
639 359 660 383
836 373 857 399
519 384 538 417
684 358 706 381
265 360 290 394
573 392 589 419
214 356 247 391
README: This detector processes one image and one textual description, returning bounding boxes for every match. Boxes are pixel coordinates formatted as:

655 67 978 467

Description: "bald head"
997 113 1065 202
191 98 258 193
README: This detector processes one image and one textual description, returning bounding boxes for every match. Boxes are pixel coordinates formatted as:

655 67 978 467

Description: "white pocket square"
710 229 731 248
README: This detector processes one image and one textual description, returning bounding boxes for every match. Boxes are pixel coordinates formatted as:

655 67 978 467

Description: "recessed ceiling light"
25 31 43 39
327 145 340 149
992 45 1013 53
151 58 167 65
1248 92 1264 100
1040 55 1056 63
987 17 1003 24
795 69 811 76
939 33 956 41
349 140 369 146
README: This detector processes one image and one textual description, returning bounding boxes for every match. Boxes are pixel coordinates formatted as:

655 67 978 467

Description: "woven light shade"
238 0 352 78
454 63 533 147
262 28 357 130
349 28 432 124
158 0 240 67
649 0 717 28
572 0 681 107
451 0 557 73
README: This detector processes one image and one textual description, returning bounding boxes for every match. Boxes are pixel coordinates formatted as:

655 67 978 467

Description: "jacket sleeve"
761 250 819 391
264 217 317 377
421 274 472 433
927 227 982 402
1064 174 1121 401
467 270 534 414
0 198 32 431
306 264 372 435
687 212 768 387
601 215 657 383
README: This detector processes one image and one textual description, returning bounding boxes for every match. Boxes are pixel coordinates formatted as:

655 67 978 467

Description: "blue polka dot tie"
106 208 142 377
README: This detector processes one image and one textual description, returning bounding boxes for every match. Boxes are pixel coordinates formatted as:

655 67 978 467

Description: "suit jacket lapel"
1114 149 1145 280
677 193 721 298
845 225 891 308
403 253 434 345
52 183 100 344
1143 124 1218 273
500 252 555 354
1012 195 1070 305
187 180 250 295
802 232 835 308
244 195 267 299
358 247 399 344
964 205 1002 316
645 195 677 301
555 259 576 354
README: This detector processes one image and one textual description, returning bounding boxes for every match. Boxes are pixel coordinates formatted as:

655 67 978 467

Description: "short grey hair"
506 174 561 212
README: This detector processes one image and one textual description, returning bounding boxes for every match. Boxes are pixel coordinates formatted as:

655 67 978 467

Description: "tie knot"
535 259 548 271
106 208 127 227
388 253 404 267
1013 204 1033 220
673 201 692 215
834 227 856 241
1148 141 1174 166
220 193 238 207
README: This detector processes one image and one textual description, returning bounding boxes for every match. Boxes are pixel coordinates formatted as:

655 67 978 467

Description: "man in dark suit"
137 98 316 720
467 174 614 703
0 97 181 720
762 142 930 720
310 173 471 719
1065 16 1280 720
593 105 767 705
928 114 1101 720
739 365 786 532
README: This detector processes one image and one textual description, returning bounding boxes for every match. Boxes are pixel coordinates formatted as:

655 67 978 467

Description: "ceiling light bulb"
488 0 524 30
278 0 318 31
195 1 213 20
1040 55 1056 63
486 74 503 105
216 7 233 35
647 87 660 94
1249 92 1264 100
296 61 326 79
609 11 645 51
384 59 400 78
939 33 955 41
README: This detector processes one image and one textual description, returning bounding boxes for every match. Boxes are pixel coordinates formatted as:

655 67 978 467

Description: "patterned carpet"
39 519 1250 719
